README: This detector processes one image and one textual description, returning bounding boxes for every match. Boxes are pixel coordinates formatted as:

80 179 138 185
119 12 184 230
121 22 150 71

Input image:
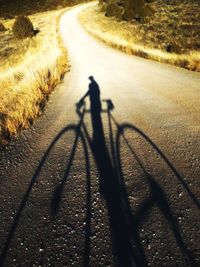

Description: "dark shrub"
0 22 6 32
12 16 34 39
106 3 123 18
3 14 14 19
166 43 181 54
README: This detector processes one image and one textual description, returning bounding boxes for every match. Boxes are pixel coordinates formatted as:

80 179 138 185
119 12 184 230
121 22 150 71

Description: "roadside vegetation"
79 0 200 72
0 9 69 143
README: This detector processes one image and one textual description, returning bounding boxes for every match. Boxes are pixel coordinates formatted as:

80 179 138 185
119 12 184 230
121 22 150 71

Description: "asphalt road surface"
0 3 200 267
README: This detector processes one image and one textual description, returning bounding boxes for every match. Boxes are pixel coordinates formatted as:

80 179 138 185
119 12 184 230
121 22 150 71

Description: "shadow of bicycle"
1 90 199 266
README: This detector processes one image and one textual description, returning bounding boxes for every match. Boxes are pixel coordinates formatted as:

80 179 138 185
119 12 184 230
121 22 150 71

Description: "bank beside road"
0 8 70 144
79 1 200 72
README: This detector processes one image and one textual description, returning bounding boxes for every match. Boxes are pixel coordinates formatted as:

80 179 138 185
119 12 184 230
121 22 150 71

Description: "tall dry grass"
79 4 200 72
0 9 69 143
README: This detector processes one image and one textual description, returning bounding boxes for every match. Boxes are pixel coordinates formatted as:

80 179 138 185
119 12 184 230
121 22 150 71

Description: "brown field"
0 9 69 143
79 0 200 72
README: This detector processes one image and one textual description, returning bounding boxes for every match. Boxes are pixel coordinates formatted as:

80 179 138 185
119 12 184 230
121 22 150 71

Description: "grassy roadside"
79 3 200 72
0 9 69 144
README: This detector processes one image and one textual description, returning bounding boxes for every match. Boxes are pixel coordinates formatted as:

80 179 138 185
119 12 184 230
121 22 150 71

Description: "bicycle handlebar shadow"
1 77 199 267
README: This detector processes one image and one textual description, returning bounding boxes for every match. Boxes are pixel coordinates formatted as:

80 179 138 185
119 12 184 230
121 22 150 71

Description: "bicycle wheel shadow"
0 110 93 266
1 82 199 266
113 117 199 266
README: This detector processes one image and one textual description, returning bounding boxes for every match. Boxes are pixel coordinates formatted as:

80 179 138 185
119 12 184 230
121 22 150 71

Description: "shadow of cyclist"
77 76 147 267
77 76 102 139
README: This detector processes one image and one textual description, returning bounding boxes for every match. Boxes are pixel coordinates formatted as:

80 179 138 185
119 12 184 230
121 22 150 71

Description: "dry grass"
0 9 69 143
79 1 200 72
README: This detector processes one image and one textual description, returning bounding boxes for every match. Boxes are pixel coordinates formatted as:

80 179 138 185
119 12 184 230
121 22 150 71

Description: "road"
0 3 200 267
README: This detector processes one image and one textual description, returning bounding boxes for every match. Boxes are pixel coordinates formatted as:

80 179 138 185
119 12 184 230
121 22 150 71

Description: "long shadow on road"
0 78 199 267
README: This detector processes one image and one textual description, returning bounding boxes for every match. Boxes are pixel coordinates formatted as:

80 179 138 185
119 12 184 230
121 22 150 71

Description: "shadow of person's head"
88 76 94 82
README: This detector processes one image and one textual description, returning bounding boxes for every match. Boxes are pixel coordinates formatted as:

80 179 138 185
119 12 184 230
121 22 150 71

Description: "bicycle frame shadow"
1 101 199 267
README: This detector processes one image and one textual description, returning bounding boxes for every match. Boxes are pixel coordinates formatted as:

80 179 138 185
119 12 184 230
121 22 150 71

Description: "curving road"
0 3 200 267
